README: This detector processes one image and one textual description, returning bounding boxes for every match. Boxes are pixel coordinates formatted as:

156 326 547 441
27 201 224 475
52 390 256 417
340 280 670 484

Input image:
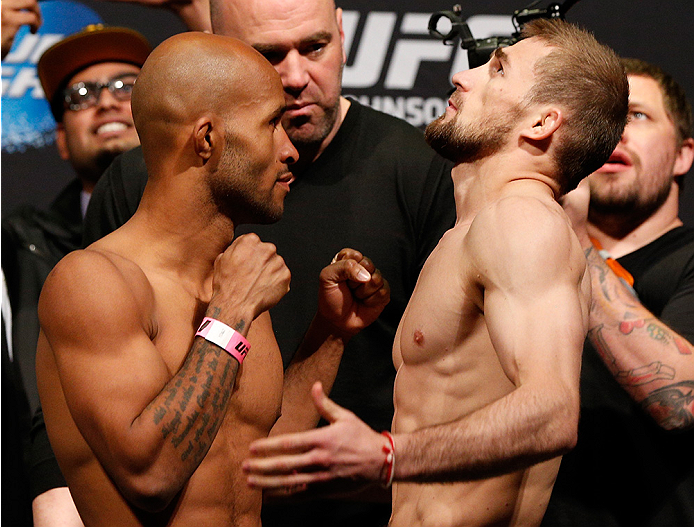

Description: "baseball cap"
38 24 152 121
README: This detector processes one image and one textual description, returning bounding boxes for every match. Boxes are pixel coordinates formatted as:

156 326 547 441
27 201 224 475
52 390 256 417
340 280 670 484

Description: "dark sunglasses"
63 74 137 111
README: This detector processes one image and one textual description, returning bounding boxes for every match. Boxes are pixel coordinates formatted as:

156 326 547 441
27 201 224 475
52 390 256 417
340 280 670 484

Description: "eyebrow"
252 31 333 55
493 47 509 66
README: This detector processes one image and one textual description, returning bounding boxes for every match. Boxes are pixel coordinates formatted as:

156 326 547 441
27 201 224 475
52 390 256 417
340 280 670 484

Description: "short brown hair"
621 57 692 145
520 19 629 194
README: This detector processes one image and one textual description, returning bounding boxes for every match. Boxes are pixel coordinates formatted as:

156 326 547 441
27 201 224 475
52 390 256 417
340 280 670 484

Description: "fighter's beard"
425 113 512 164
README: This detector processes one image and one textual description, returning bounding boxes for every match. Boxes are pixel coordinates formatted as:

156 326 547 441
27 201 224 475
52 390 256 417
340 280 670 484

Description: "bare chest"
395 230 484 371
150 287 284 434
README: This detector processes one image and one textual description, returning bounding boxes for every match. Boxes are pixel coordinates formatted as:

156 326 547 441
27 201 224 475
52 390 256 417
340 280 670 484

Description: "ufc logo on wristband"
196 317 251 364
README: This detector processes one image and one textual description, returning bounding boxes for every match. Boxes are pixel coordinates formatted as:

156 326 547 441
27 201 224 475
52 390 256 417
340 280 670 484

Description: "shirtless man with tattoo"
35 32 389 527
243 19 628 527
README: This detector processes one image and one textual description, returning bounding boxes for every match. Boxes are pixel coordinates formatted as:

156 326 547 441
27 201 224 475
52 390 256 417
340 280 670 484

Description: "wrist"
205 303 254 334
380 431 395 488
311 311 356 342
196 317 251 364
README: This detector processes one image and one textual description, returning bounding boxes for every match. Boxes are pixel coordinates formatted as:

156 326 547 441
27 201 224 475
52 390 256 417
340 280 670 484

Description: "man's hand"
1 0 41 59
317 248 390 337
560 179 592 249
244 381 390 491
209 233 291 324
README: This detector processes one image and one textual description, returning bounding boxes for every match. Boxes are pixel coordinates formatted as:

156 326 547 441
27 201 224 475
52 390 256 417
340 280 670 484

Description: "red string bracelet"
380 431 395 488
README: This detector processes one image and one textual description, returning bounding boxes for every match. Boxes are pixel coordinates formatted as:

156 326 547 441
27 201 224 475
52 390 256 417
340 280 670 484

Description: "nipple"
413 329 425 346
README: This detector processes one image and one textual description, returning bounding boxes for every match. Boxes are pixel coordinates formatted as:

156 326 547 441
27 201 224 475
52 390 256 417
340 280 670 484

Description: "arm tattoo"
589 323 617 368
615 361 675 386
588 252 638 307
591 258 613 302
675 337 692 355
646 322 672 344
148 337 238 464
618 317 645 334
641 381 694 430
589 324 676 387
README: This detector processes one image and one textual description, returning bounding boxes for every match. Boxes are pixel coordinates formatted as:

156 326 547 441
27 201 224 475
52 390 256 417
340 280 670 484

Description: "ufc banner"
2 0 693 224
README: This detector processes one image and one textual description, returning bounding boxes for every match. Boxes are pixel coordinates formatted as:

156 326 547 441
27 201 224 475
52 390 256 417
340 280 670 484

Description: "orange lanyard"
589 236 634 287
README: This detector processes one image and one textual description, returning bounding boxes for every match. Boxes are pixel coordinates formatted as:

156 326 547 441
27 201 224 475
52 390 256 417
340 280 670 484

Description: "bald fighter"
35 32 389 527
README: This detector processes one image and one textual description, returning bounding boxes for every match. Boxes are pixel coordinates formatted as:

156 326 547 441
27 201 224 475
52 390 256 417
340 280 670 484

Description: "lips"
597 150 632 173
277 170 295 187
284 103 313 117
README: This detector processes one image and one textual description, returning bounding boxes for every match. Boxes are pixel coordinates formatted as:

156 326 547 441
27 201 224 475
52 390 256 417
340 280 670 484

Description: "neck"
587 186 682 258
452 153 559 224
131 172 237 282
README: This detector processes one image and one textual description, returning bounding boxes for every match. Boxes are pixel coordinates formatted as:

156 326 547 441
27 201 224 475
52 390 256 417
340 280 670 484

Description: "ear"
55 124 70 161
193 117 216 163
336 7 347 65
673 137 694 176
521 108 563 142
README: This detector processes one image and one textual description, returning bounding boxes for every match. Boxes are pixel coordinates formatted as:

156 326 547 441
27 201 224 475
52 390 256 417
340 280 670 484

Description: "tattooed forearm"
615 361 675 386
588 257 612 301
147 335 239 467
588 324 617 368
589 324 677 386
641 381 694 430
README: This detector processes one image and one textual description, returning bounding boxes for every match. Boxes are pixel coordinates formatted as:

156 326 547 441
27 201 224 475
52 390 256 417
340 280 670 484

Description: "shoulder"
39 248 154 335
471 195 569 243
468 195 585 286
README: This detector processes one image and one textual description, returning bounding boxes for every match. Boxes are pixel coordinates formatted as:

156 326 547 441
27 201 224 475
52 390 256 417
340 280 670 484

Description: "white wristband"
195 317 250 364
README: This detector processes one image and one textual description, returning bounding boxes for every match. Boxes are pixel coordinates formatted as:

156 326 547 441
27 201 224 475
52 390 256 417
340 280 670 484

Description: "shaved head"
132 32 297 225
131 32 283 175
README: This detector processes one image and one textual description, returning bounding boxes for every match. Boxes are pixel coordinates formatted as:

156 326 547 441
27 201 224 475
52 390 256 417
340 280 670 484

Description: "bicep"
484 275 586 389
39 253 170 452
473 207 587 389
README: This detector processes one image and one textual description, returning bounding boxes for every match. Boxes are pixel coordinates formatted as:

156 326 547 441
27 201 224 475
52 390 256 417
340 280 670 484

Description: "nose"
278 124 299 166
451 73 470 96
276 51 310 98
94 86 122 110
